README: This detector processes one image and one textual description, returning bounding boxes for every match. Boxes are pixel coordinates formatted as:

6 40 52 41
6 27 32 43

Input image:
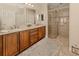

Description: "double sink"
0 24 44 35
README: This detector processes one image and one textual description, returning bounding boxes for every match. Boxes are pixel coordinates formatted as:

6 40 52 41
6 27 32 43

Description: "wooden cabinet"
20 30 30 52
0 26 46 56
3 33 19 56
30 28 38 45
38 26 45 40
0 35 3 56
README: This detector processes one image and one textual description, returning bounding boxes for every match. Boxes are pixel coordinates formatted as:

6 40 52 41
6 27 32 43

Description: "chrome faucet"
9 25 16 30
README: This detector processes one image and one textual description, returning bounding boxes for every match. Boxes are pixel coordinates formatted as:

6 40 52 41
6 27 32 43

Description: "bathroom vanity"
0 3 47 56
0 25 46 56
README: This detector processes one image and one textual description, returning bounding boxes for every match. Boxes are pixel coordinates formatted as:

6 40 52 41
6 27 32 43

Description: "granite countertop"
0 24 45 35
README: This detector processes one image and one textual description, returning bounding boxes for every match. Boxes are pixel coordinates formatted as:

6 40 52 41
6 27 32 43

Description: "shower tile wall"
58 17 69 38
48 4 69 39
58 8 69 38
48 11 58 38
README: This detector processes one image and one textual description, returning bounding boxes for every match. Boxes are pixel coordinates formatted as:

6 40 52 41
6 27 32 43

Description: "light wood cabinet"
38 26 45 40
30 28 38 45
20 30 30 52
3 33 19 56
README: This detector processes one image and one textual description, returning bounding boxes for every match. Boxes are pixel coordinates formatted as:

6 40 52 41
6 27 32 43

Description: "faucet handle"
13 25 16 29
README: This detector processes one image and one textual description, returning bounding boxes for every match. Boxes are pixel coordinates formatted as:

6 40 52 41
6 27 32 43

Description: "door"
3 33 19 56
0 35 3 56
38 26 45 40
20 30 30 52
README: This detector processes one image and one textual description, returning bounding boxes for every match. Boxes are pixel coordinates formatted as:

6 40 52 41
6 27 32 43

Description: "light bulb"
28 3 31 6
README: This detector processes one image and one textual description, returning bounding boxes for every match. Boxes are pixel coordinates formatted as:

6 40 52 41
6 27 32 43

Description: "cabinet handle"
30 32 38 35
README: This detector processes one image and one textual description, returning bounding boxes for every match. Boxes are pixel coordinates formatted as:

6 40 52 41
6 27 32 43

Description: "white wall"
69 3 79 51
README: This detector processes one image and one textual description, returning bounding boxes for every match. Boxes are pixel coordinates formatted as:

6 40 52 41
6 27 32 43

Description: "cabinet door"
20 30 30 52
3 33 19 56
38 26 45 40
30 29 38 45
0 35 3 56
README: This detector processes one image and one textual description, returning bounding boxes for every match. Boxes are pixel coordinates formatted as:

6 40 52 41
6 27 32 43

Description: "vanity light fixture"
31 5 34 7
28 3 31 6
26 3 34 7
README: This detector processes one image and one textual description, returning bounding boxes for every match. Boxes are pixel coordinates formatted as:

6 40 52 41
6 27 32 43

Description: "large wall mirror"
0 3 45 30
15 7 36 28
26 8 36 25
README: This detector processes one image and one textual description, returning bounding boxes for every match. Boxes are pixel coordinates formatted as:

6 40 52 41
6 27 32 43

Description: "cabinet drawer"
30 35 38 45
30 31 38 35
30 28 39 45
30 29 38 33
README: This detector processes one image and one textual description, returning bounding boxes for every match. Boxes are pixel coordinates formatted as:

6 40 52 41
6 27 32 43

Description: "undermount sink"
0 30 10 33
27 24 32 27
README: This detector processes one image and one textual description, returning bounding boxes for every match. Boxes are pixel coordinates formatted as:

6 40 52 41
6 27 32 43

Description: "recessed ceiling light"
28 3 31 6
28 4 34 7
25 3 28 4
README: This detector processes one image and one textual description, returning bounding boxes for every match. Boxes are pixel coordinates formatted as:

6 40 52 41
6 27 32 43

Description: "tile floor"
18 36 76 56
